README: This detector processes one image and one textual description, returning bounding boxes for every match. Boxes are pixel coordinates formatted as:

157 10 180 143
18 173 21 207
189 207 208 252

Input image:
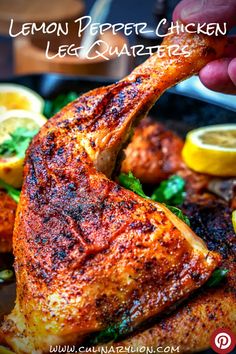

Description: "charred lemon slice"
0 110 47 188
0 84 44 114
182 124 236 176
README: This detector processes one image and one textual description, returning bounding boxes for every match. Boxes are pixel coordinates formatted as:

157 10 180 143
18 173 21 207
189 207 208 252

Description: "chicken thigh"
0 28 226 353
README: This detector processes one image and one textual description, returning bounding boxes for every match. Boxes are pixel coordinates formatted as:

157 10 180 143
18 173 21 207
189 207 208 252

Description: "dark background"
85 0 177 22
85 0 179 37
0 0 180 77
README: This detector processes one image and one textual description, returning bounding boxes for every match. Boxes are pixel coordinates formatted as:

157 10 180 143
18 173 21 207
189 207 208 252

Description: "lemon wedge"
0 84 44 114
182 124 236 177
0 110 47 188
232 211 236 233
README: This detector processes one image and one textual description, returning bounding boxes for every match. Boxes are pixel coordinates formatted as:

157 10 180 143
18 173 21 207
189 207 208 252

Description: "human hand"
173 0 236 94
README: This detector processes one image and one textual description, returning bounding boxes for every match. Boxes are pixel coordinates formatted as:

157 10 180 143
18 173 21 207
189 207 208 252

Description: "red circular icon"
210 328 236 354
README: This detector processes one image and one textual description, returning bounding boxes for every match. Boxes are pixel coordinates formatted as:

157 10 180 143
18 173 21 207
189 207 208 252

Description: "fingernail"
180 1 203 19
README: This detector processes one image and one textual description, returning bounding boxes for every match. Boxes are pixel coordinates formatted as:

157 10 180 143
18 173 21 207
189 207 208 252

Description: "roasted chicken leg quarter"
119 118 236 352
0 28 226 353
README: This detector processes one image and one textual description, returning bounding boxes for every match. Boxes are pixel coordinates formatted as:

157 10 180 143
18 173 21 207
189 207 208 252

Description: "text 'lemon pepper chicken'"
0 29 226 352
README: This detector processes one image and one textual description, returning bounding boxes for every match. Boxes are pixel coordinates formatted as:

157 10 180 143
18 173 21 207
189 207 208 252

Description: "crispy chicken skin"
114 197 236 353
119 119 236 352
0 190 17 253
122 117 211 190
122 118 184 184
0 29 226 353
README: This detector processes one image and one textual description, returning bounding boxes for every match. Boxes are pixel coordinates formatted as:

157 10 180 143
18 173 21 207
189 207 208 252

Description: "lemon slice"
0 110 47 188
0 84 44 114
182 124 236 176
232 211 236 233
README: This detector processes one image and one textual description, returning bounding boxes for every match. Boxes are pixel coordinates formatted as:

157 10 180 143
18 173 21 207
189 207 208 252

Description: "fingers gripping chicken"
0 30 226 352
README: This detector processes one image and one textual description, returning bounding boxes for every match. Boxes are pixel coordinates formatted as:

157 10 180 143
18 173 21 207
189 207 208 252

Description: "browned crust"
0 28 227 353
0 190 17 253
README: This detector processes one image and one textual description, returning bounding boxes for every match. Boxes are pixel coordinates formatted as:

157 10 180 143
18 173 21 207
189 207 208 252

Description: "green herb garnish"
0 127 38 158
119 172 190 226
44 92 78 118
166 205 190 226
119 172 147 198
92 325 119 344
207 269 229 287
0 179 21 203
89 318 130 345
0 269 14 283
151 175 186 206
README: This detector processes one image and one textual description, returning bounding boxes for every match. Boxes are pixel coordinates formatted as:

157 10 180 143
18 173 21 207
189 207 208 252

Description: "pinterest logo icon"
210 328 236 354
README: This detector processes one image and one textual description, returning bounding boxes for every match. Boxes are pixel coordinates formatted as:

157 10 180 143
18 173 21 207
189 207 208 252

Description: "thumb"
173 0 236 29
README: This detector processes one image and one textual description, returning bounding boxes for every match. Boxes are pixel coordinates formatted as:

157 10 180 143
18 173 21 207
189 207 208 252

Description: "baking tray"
0 73 235 353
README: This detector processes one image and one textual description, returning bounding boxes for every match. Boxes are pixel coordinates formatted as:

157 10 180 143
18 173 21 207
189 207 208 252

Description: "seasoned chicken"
122 117 235 204
122 117 211 191
122 118 184 184
0 28 226 353
113 197 236 353
119 119 236 352
0 190 17 253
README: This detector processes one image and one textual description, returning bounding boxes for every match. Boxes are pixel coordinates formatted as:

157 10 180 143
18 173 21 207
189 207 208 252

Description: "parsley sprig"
118 172 190 225
0 127 38 158
207 269 229 287
44 92 78 118
119 172 147 198
0 179 20 203
151 175 186 206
